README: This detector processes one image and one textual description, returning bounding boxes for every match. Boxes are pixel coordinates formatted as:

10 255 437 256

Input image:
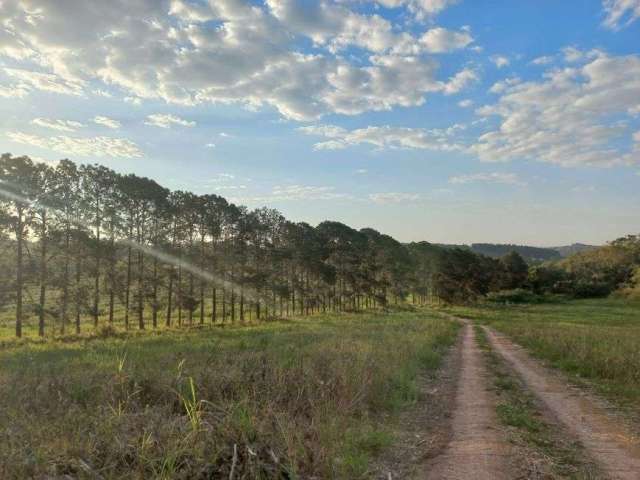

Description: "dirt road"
485 326 640 480
425 323 514 479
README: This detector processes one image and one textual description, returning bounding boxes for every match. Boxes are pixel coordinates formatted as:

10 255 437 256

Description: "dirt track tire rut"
425 322 514 479
484 326 640 480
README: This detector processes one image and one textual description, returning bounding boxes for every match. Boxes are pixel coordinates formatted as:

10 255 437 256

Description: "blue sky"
1 0 639 246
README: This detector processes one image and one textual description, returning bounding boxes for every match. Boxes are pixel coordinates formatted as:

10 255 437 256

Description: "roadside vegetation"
0 309 458 479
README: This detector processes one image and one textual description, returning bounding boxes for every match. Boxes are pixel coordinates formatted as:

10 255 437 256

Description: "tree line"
0 154 535 338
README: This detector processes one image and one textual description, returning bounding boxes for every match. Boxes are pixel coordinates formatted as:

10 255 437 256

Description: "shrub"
485 289 544 304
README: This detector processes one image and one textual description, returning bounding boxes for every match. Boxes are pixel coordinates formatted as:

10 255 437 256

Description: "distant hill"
435 243 561 263
552 243 597 257
433 242 598 264
470 244 561 263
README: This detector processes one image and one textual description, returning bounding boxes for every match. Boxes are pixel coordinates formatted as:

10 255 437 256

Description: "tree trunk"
166 267 173 327
138 248 144 330
75 255 82 334
177 264 183 326
152 256 158 328
93 199 100 327
15 206 23 338
108 228 115 324
38 210 47 337
124 242 132 330
61 221 70 335
211 287 217 323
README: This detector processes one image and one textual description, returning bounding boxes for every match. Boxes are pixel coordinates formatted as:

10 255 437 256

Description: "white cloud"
93 115 121 129
204 173 236 184
490 55 510 68
300 123 465 151
355 168 368 174
471 52 640 167
458 99 473 108
6 131 143 158
271 185 349 200
531 55 553 66
32 118 84 132
488 77 521 94
369 192 421 204
212 184 247 191
419 27 473 53
0 0 476 121
562 46 603 63
3 68 84 96
0 83 30 98
375 0 461 20
441 67 479 95
145 114 195 129
93 89 112 98
124 96 142 106
602 0 640 29
234 184 352 203
449 172 526 186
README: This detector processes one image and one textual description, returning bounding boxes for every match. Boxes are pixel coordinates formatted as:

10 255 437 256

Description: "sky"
1 0 639 246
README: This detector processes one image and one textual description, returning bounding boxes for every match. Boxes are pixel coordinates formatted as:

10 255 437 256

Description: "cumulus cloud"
458 99 473 107
602 0 640 29
93 115 121 129
145 114 196 129
0 0 477 121
299 123 465 151
6 131 143 158
441 67 479 95
375 0 461 20
471 52 640 167
488 77 521 94
449 172 526 186
32 118 84 132
490 55 510 68
561 46 604 64
419 27 473 53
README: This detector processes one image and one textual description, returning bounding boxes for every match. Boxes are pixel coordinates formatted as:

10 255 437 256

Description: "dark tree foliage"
1 153 634 337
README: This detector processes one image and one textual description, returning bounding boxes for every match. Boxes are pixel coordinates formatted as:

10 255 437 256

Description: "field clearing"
443 298 640 410
0 309 459 479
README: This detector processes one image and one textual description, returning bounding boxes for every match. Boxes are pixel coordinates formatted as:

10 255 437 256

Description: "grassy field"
0 309 458 479
444 298 640 409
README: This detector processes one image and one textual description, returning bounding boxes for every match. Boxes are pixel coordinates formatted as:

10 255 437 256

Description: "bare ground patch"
370 328 462 479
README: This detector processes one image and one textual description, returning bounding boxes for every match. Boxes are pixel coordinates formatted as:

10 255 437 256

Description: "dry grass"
0 309 458 479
